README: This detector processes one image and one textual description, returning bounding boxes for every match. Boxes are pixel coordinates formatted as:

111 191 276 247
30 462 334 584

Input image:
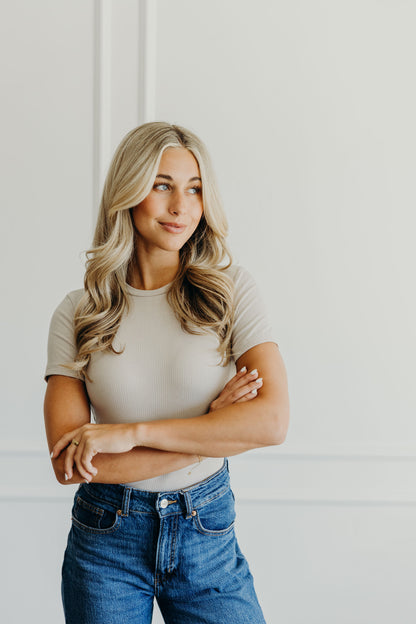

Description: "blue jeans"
62 459 266 623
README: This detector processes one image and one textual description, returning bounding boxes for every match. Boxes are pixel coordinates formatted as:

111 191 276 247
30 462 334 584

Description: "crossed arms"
44 342 290 485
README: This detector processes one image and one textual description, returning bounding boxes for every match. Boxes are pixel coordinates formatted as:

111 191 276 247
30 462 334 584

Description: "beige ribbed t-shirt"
45 264 277 491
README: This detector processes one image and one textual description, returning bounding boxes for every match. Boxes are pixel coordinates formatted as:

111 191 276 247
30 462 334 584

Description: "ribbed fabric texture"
45 265 277 491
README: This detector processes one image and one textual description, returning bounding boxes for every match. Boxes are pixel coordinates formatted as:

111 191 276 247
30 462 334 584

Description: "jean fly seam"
168 513 178 574
154 517 163 597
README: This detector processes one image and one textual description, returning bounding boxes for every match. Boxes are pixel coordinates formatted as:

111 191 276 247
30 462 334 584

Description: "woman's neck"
128 253 180 290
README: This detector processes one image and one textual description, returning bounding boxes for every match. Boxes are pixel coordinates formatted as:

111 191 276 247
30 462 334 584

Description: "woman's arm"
44 375 200 484
137 342 289 456
52 342 289 479
45 365 261 484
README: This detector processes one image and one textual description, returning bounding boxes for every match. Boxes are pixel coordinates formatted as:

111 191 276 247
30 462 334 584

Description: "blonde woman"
44 121 290 624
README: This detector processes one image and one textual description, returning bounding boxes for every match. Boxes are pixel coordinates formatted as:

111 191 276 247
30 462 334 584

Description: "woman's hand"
50 368 263 481
209 366 263 412
51 423 138 482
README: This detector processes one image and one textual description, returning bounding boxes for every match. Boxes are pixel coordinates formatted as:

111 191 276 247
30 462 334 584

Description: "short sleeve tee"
45 264 278 490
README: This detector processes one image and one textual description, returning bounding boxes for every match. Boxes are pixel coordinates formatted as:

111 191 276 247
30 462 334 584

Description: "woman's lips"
159 222 187 234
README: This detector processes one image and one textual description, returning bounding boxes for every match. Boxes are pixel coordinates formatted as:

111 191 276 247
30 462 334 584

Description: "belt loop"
120 487 131 517
182 490 193 519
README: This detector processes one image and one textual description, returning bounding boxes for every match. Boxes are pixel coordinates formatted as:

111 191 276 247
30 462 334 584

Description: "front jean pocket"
71 489 122 535
193 487 236 536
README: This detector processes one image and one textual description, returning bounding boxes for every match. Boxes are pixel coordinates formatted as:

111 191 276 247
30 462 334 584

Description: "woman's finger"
210 377 263 411
64 439 78 480
224 376 263 402
74 439 95 482
51 428 78 459
62 431 94 482
223 367 258 393
235 389 258 403
80 439 98 477
220 369 259 400
230 378 263 402
218 367 248 394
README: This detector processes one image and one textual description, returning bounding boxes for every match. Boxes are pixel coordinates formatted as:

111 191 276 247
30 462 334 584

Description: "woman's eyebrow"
155 174 202 182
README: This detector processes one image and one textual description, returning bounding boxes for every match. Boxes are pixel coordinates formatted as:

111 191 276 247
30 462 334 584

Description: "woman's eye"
153 183 201 194
189 186 202 195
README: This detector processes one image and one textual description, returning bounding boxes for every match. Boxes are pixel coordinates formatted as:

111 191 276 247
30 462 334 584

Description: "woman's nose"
168 191 186 215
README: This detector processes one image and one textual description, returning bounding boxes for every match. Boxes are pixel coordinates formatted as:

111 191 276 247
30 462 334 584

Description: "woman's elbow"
266 404 290 446
52 465 66 485
51 457 71 485
56 473 68 485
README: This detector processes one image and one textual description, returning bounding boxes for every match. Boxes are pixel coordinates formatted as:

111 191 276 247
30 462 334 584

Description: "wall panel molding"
91 0 157 223
138 0 157 123
93 0 112 221
1 441 415 504
1 440 414 459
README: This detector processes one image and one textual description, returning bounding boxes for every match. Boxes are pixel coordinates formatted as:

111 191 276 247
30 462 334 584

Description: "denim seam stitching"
193 485 230 510
71 514 122 535
80 487 120 512
76 496 104 516
168 514 178 573
193 513 236 536
129 509 155 516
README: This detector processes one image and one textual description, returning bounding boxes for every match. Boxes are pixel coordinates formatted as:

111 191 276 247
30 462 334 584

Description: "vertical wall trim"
93 0 112 222
138 0 157 123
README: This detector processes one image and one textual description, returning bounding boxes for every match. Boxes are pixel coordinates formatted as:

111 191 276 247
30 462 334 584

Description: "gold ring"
72 439 80 447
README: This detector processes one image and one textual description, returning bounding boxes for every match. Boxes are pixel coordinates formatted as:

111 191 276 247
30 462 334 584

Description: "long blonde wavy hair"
70 122 234 380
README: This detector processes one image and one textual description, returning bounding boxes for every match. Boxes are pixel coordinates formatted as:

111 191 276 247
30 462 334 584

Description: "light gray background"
1 1 415 622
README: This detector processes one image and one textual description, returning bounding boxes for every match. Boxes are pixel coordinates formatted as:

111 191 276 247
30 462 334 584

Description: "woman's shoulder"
51 288 85 318
223 264 275 360
222 263 258 288
65 288 85 304
223 262 248 278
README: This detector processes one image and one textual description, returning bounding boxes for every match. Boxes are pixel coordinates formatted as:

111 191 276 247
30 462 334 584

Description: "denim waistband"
77 458 230 519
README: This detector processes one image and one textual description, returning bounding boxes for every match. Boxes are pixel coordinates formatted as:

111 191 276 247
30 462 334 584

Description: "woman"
44 121 290 624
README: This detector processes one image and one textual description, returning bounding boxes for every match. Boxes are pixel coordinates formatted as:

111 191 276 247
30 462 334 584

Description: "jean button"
160 498 169 509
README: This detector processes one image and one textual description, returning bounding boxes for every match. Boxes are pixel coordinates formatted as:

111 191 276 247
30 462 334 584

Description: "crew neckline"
126 281 173 297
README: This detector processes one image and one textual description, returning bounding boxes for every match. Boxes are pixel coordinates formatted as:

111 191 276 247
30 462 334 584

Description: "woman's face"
131 147 204 255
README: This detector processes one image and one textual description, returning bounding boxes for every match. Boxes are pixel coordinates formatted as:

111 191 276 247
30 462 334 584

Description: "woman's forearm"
53 446 199 485
135 397 284 458
50 350 289 482
135 345 289 457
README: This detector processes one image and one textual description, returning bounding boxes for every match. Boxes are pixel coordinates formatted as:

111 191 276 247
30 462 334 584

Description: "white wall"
1 1 415 623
